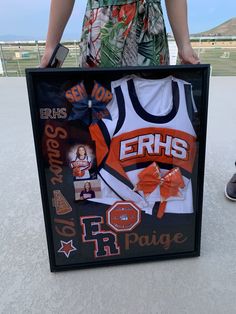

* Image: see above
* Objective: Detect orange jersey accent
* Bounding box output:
[89,123,109,166]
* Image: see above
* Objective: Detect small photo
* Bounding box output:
[74,179,102,201]
[68,143,97,181]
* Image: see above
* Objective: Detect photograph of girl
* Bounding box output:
[80,181,96,200]
[70,145,92,180]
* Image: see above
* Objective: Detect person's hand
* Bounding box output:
[178,44,200,64]
[39,46,55,68]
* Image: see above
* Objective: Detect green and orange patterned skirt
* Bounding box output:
[79,0,169,67]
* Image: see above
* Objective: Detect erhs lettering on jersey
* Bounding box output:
[120,132,189,161]
[113,127,196,173]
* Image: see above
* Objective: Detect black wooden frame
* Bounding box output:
[26,65,210,272]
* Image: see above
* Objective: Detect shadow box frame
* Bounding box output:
[26,65,210,272]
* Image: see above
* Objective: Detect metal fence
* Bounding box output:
[0,39,235,76]
[0,41,81,77]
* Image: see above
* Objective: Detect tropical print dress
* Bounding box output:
[80,0,170,67]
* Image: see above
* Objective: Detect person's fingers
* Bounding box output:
[39,55,50,68]
[189,55,200,64]
[178,46,201,65]
[192,51,200,64]
[192,55,200,64]
[38,59,47,68]
[38,61,47,68]
[38,47,55,68]
[180,54,200,65]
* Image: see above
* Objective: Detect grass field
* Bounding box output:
[0,42,236,76]
[194,47,236,76]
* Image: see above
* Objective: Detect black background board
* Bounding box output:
[26,65,210,271]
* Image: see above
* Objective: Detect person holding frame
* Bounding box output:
[40,0,200,68]
[29,0,212,271]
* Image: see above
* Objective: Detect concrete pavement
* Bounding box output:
[0,77,236,314]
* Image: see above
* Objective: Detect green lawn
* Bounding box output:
[195,47,236,75]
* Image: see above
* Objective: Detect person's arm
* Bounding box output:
[40,0,75,67]
[165,0,200,64]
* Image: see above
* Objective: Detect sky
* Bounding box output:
[0,0,235,40]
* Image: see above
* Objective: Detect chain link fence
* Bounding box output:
[0,38,235,76]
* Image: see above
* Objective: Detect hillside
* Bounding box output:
[193,17,236,36]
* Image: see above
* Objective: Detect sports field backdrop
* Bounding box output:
[0,37,235,76]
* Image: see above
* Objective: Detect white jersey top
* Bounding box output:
[70,156,91,180]
[90,75,197,215]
